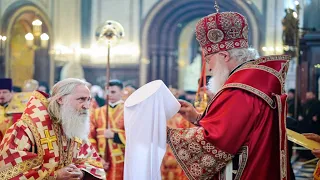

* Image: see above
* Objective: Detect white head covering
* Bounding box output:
[124,80,180,180]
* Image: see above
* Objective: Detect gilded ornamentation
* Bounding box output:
[227,27,241,39]
[87,158,103,168]
[196,12,249,56]
[32,91,49,106]
[40,129,57,151]
[0,156,42,179]
[207,29,224,43]
[242,26,249,40]
[22,115,44,159]
[167,127,233,180]
[275,94,288,180]
[223,83,275,108]
[0,116,45,179]
[234,146,248,180]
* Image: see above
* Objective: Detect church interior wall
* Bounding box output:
[0,0,313,90]
[0,0,54,86]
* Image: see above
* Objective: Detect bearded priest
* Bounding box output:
[0,78,105,180]
[167,6,291,180]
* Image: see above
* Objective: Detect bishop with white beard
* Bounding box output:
[0,78,105,180]
[167,10,291,180]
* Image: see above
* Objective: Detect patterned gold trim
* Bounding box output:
[222,83,275,109]
[284,100,288,169]
[276,95,283,180]
[53,123,66,169]
[21,115,44,159]
[66,140,75,166]
[89,138,97,144]
[203,56,290,115]
[235,65,282,83]
[275,94,288,180]
[32,91,49,107]
[234,146,248,180]
[108,139,124,164]
[0,115,45,179]
[87,158,103,168]
[238,64,284,92]
[74,158,88,165]
[168,127,234,180]
[251,55,291,65]
[204,90,225,115]
[0,154,42,179]
[250,56,290,94]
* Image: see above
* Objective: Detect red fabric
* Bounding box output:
[11,113,22,124]
[200,89,281,179]
[226,69,282,96]
[168,56,290,179]
[195,12,249,56]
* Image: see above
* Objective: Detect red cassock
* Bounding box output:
[167,55,290,180]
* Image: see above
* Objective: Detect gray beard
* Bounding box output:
[209,69,229,94]
[60,104,90,142]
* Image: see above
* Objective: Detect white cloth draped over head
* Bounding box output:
[124,80,181,180]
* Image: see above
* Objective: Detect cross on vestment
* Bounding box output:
[40,129,57,150]
[228,29,239,38]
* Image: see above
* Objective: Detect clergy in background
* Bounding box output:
[0,78,14,142]
[0,78,27,143]
[89,79,125,180]
[167,9,291,180]
[0,78,105,179]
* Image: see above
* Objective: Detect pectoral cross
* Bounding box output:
[40,129,57,150]
[74,137,83,150]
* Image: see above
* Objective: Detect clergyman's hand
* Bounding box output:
[178,100,200,123]
[56,164,83,180]
[304,133,320,143]
[104,129,115,139]
[101,158,110,171]
[304,133,320,158]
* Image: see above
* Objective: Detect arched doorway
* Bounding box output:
[1,2,53,88]
[140,0,262,88]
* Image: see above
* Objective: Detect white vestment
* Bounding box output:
[124,80,180,180]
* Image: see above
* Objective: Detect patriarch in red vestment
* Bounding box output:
[167,7,291,180]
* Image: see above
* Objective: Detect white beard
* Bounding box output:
[209,60,230,94]
[60,100,90,142]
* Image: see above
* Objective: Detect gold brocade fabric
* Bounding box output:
[6,92,32,114]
